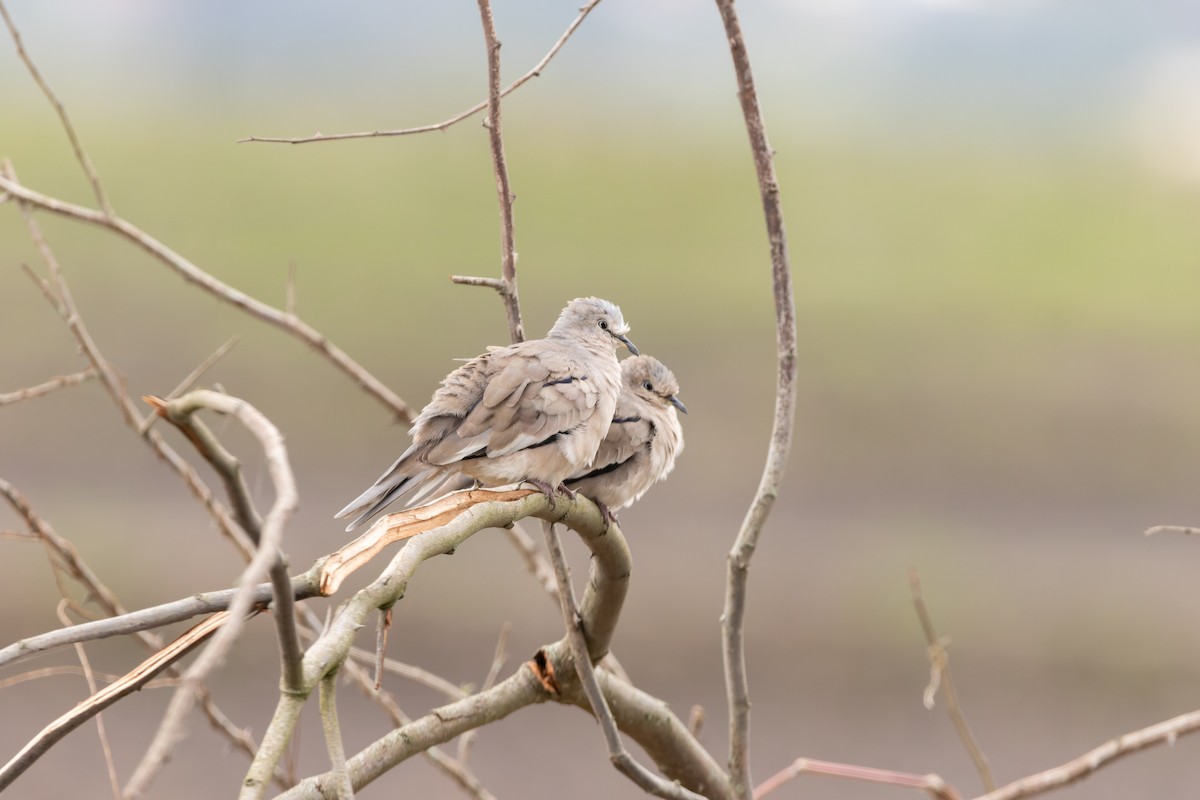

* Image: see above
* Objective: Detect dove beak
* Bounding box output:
[616,333,640,356]
[668,395,688,415]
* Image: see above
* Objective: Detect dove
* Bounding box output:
[336,297,638,531]
[563,354,686,525]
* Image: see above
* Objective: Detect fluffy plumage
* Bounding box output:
[564,354,685,522]
[336,297,637,531]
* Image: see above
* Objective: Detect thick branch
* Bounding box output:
[712,1,799,796]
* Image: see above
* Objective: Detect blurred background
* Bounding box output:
[3,0,1200,797]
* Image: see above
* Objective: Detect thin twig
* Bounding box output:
[450,275,505,291]
[476,0,524,343]
[55,602,122,800]
[457,621,511,765]
[974,709,1200,800]
[688,705,706,738]
[318,670,355,800]
[238,0,604,145]
[542,523,704,800]
[0,0,113,216]
[910,571,995,791]
[138,335,241,434]
[754,758,961,800]
[0,171,414,422]
[1144,524,1200,536]
[0,367,96,406]
[0,666,177,691]
[712,1,799,796]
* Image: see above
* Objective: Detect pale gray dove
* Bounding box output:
[563,354,686,524]
[336,297,638,531]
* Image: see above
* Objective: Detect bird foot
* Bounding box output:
[596,501,619,532]
[556,483,578,501]
[524,479,558,508]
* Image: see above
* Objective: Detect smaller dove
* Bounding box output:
[336,297,637,531]
[563,354,686,524]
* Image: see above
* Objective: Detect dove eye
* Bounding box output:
[643,381,653,391]
[598,319,609,331]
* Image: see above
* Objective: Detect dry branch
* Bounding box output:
[475,0,525,343]
[239,0,603,145]
[0,368,96,406]
[910,571,995,791]
[4,162,257,559]
[0,0,113,215]
[974,709,1200,800]
[0,612,229,792]
[543,523,705,800]
[754,758,961,800]
[712,1,799,797]
[125,390,299,798]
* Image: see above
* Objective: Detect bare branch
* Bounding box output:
[0,367,96,406]
[0,581,315,669]
[451,274,505,291]
[54,602,121,800]
[0,170,414,422]
[0,612,229,792]
[5,164,257,559]
[251,487,631,797]
[318,670,355,799]
[373,608,391,690]
[974,709,1200,800]
[543,522,705,800]
[712,1,799,796]
[1144,524,1200,536]
[910,571,995,791]
[754,758,961,800]
[125,390,299,799]
[0,665,176,691]
[0,480,292,789]
[238,0,603,145]
[292,603,495,800]
[138,335,240,434]
[475,0,525,343]
[343,642,467,702]
[145,391,304,686]
[0,0,114,216]
[689,705,706,738]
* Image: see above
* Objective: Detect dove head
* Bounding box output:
[623,355,687,415]
[549,297,639,355]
